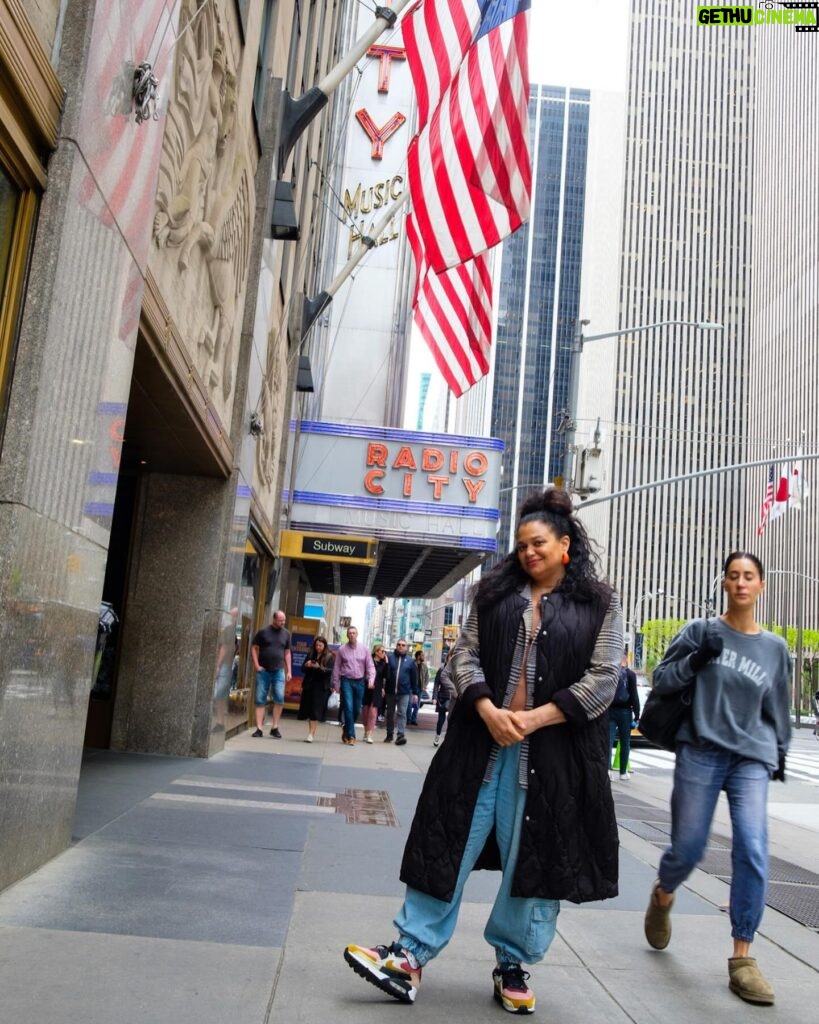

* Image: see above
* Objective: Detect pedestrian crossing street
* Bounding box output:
[628,741,819,787]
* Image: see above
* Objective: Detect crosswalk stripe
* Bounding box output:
[150,793,336,814]
[170,776,336,799]
[628,748,819,787]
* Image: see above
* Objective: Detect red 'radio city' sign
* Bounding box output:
[363,442,489,502]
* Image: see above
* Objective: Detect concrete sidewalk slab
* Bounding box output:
[277,890,814,1024]
[0,925,277,1024]
[0,834,296,946]
[0,727,816,1024]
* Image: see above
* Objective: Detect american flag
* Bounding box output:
[756,464,776,536]
[769,464,791,523]
[402,0,532,395]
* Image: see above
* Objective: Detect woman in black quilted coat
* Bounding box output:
[345,488,622,1014]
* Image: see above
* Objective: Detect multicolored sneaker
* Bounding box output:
[492,963,535,1014]
[344,942,421,1004]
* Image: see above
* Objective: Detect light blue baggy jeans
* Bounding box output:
[394,744,560,967]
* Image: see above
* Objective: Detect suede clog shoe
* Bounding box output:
[728,957,775,1005]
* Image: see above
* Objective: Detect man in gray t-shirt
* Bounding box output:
[251,610,292,738]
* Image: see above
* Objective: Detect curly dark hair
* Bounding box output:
[473,487,611,608]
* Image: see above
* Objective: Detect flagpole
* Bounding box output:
[780,443,794,712]
[766,447,776,632]
[299,191,410,340]
[276,0,413,175]
[795,431,807,727]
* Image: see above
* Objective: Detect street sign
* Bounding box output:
[634,632,644,669]
[279,530,377,565]
[424,629,432,637]
[340,616,351,628]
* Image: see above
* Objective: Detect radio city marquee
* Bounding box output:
[289,423,504,552]
[342,42,408,258]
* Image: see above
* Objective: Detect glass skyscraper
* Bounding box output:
[602,0,754,628]
[491,84,591,554]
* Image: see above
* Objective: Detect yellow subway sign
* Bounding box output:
[279,530,378,565]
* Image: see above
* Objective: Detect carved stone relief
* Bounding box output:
[255,331,286,495]
[152,0,253,413]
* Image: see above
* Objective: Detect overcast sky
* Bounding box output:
[402,2,631,426]
[529,0,629,93]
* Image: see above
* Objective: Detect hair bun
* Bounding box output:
[518,487,573,520]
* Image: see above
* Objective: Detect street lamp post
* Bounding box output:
[703,572,723,618]
[628,589,664,669]
[561,319,724,493]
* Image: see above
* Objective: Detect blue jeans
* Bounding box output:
[395,693,410,736]
[394,744,559,966]
[340,678,365,739]
[608,708,633,773]
[407,698,419,724]
[659,743,770,942]
[255,667,285,706]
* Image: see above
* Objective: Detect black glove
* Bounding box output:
[689,626,723,672]
[772,751,786,783]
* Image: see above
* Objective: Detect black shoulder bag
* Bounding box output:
[638,684,694,752]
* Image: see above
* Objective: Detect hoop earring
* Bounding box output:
[561,552,570,565]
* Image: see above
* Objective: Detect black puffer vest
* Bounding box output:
[400,588,619,904]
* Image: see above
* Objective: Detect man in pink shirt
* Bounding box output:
[331,626,376,745]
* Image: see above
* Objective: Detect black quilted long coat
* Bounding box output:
[400,587,620,904]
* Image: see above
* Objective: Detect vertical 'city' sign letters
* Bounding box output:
[366,45,407,93]
[355,109,407,160]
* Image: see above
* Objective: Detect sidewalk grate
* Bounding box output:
[619,819,672,844]
[614,791,819,931]
[321,788,399,826]
[766,882,819,929]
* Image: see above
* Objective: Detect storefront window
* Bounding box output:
[213,533,275,735]
[0,165,19,281]
[0,163,22,431]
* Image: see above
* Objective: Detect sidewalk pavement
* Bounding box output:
[0,713,817,1024]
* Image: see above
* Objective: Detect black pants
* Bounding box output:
[608,707,633,773]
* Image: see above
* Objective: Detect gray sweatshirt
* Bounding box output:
[652,617,791,772]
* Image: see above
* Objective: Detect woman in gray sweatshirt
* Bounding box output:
[642,552,791,1007]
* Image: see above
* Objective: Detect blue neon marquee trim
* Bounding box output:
[289,419,504,451]
[292,490,499,520]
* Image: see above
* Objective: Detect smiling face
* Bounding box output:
[515,519,570,587]
[722,556,765,612]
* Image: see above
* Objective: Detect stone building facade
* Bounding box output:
[0,0,351,891]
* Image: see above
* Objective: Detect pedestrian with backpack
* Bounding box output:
[608,654,640,780]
